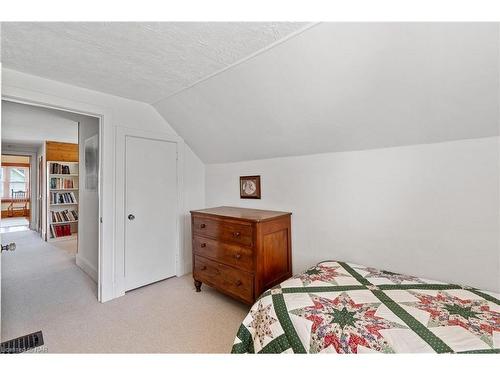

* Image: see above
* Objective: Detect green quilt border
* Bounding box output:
[258,334,292,354]
[281,285,367,294]
[231,324,255,354]
[465,288,500,305]
[271,293,307,353]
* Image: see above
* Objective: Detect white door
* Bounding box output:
[124,136,178,291]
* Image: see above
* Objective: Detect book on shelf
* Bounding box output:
[51,209,78,223]
[52,224,72,238]
[50,163,73,175]
[50,192,77,204]
[50,177,74,189]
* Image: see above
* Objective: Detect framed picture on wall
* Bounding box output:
[84,134,99,191]
[240,175,261,199]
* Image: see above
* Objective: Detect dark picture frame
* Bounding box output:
[240,175,261,199]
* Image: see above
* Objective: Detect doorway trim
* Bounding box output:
[1,86,110,302]
[115,127,184,296]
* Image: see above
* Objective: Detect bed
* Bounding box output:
[231,260,500,354]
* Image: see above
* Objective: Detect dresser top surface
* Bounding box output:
[190,206,291,222]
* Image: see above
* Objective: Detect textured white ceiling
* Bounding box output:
[154,23,499,163]
[2,23,498,164]
[1,22,307,103]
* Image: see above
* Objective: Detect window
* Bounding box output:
[1,166,30,199]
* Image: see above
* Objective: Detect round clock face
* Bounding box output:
[243,180,257,195]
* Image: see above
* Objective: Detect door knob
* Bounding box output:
[128,214,135,221]
[1,242,16,253]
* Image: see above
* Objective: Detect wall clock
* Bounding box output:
[240,175,261,199]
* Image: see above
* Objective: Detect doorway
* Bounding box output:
[0,99,101,345]
[0,154,32,233]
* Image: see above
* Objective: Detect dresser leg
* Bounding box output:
[194,280,202,292]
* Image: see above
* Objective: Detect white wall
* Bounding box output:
[182,145,205,271]
[206,137,500,292]
[2,68,205,301]
[77,114,100,282]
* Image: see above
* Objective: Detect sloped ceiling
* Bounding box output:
[2,23,499,164]
[154,23,499,163]
[1,22,307,103]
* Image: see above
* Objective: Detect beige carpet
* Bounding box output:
[1,230,248,353]
[52,238,78,256]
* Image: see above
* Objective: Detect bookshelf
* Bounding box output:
[47,161,79,242]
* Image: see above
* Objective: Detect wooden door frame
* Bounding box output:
[0,92,107,302]
[115,127,184,297]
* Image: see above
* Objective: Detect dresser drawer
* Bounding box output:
[192,216,254,247]
[193,236,254,272]
[193,255,253,303]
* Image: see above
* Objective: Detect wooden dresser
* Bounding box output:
[191,206,292,304]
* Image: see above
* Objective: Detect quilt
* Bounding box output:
[231,261,500,354]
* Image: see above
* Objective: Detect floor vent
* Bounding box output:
[1,331,44,354]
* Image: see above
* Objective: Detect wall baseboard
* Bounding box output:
[76,254,98,283]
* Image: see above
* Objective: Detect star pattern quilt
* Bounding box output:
[231,261,500,354]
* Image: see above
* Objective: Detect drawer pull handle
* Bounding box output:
[234,253,241,259]
[200,223,206,229]
[235,280,242,286]
[201,265,207,270]
[200,243,207,248]
[233,232,241,237]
